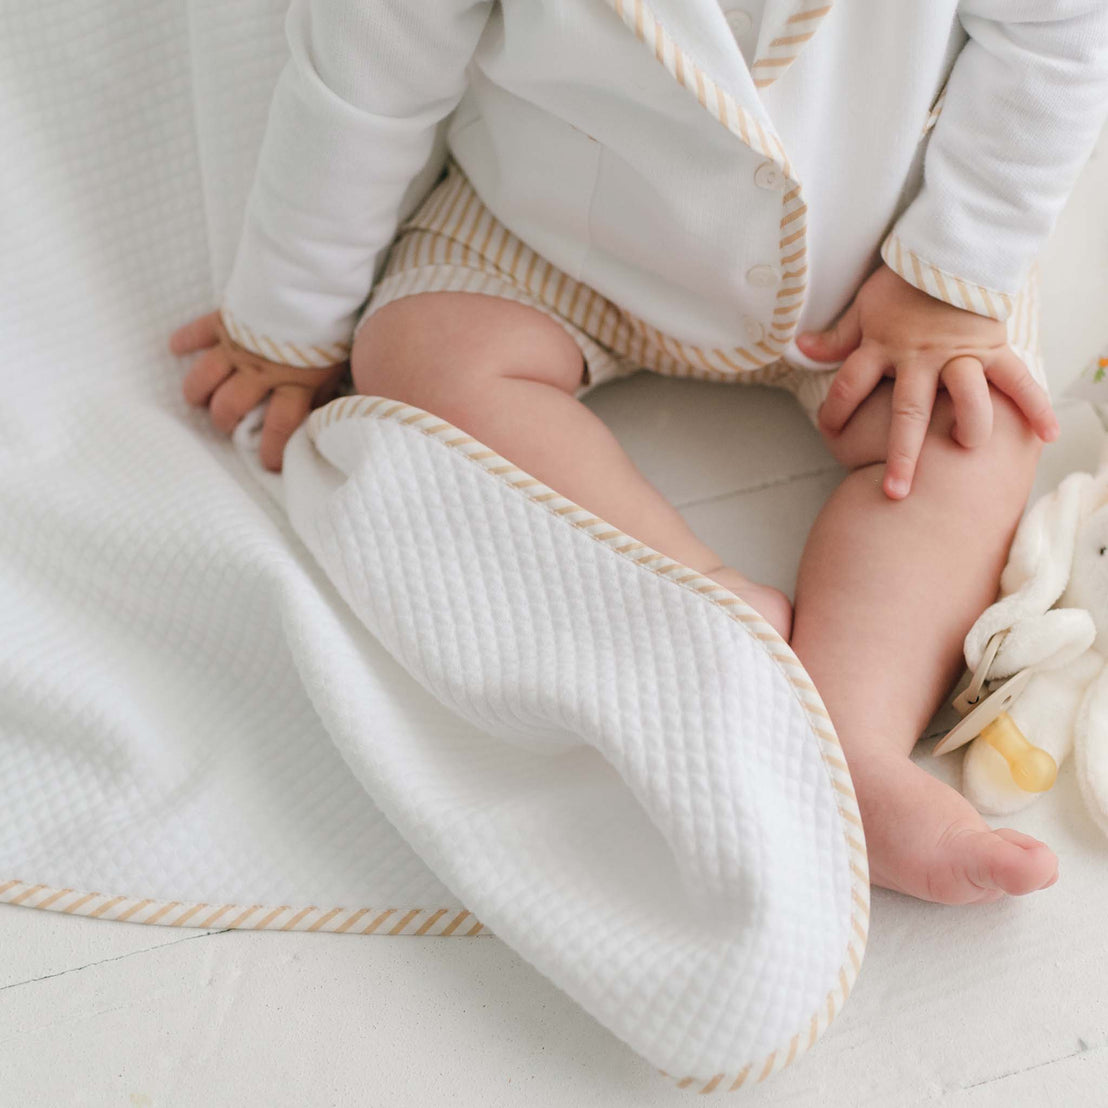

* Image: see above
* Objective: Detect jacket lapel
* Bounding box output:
[749,2,835,89]
[599,0,817,367]
[604,0,790,173]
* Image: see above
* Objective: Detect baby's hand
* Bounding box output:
[170,310,347,472]
[795,264,1059,500]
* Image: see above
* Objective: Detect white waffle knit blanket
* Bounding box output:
[232,393,870,1085]
[0,0,871,1089]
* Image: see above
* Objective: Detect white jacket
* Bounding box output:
[219,0,1108,373]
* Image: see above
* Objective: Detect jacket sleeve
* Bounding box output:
[219,0,494,367]
[880,0,1108,322]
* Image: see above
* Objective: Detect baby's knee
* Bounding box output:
[928,384,1043,488]
[907,385,1041,520]
[825,379,1043,494]
[350,292,586,409]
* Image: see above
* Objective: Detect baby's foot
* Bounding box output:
[705,566,793,641]
[847,750,1058,904]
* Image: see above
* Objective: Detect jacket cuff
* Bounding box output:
[879,230,1015,323]
[218,306,353,370]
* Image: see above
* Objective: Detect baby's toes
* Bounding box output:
[992,828,1059,890]
[956,827,1058,898]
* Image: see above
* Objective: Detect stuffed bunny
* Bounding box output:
[956,438,1108,832]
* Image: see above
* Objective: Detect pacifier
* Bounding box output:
[933,630,1057,793]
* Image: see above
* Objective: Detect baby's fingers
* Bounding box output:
[209,371,269,435]
[182,346,233,407]
[986,348,1060,443]
[169,309,221,356]
[941,356,992,449]
[884,363,937,500]
[817,343,888,437]
[259,385,313,472]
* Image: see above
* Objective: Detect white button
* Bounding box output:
[725,9,753,37]
[742,318,765,344]
[746,265,781,289]
[754,161,784,190]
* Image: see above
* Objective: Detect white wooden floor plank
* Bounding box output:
[585,373,835,509]
[0,898,224,991]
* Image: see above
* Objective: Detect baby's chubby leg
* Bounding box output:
[791,379,1059,904]
[351,291,793,638]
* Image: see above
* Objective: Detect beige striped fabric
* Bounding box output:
[355,156,840,427]
[922,80,949,136]
[749,3,835,90]
[221,306,352,370]
[882,230,1021,326]
[879,232,1046,387]
[0,879,487,936]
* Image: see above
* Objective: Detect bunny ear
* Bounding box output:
[965,470,1093,673]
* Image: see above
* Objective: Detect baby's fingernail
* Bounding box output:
[887,477,909,498]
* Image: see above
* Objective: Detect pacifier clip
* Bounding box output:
[933,630,1057,793]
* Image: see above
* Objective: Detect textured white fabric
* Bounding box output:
[958,442,1108,828]
[1,0,1106,1092]
[220,0,1108,358]
[230,394,863,1078]
[0,1,867,1083]
[0,0,469,918]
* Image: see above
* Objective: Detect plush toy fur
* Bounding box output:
[959,439,1108,831]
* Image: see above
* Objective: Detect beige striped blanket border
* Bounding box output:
[1,388,873,1096]
[306,393,872,1094]
[0,880,485,936]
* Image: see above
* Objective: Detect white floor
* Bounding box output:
[3,133,1107,1108]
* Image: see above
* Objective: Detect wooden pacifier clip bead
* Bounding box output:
[215,313,349,389]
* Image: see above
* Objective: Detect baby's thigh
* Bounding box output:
[351,292,585,407]
[821,378,1042,489]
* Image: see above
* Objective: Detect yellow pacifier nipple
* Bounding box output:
[979,713,1057,792]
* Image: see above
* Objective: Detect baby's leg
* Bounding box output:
[791,379,1059,904]
[351,291,792,637]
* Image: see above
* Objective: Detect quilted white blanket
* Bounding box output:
[242,394,867,1082]
[4,0,1108,1096]
[0,0,870,1089]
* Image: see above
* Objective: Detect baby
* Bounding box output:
[170,0,1108,905]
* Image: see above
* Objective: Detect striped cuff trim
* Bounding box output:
[219,305,352,369]
[880,232,1015,322]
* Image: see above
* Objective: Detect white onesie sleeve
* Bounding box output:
[219,0,493,366]
[880,0,1108,322]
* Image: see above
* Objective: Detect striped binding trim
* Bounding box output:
[880,231,1016,323]
[219,305,352,369]
[749,3,835,90]
[922,81,948,137]
[1007,261,1043,373]
[309,394,871,1095]
[0,879,486,935]
[604,0,811,366]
